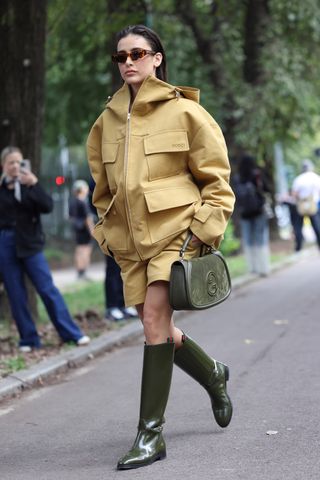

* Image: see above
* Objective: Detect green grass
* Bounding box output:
[0,356,26,376]
[44,247,65,262]
[37,280,105,323]
[226,250,290,279]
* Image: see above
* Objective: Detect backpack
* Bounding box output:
[235,180,265,215]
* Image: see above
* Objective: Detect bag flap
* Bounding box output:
[185,252,231,309]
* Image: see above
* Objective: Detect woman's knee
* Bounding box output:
[142,304,171,342]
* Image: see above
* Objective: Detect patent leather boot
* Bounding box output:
[117,340,175,470]
[174,335,232,428]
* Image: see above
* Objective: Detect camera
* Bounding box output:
[20,159,31,172]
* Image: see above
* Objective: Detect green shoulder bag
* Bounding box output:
[169,233,231,311]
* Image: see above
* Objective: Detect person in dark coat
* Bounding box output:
[0,146,90,352]
[69,179,94,280]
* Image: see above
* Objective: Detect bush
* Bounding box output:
[219,221,241,256]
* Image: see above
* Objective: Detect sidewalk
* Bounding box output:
[51,262,105,288]
[0,249,312,403]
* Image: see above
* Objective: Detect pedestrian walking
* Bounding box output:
[69,179,95,280]
[291,159,320,251]
[0,146,90,352]
[279,189,303,251]
[87,24,235,470]
[234,154,271,276]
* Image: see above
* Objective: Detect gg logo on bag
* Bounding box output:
[206,271,217,296]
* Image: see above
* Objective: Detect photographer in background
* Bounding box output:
[0,146,90,352]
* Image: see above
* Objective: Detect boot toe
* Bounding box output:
[117,449,166,470]
[213,402,233,428]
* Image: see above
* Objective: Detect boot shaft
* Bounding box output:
[174,335,215,387]
[139,341,175,427]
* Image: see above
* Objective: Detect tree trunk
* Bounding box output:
[0,0,47,174]
[0,0,47,324]
[243,0,270,85]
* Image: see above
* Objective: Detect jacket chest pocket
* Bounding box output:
[144,130,189,181]
[102,142,121,191]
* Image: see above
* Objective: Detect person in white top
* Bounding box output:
[291,159,320,251]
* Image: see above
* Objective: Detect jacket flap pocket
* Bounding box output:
[144,187,200,213]
[144,131,189,155]
[102,142,119,164]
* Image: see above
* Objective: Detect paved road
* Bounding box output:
[0,253,319,480]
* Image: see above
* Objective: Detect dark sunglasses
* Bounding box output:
[111,48,155,64]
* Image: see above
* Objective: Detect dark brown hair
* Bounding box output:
[115,25,167,82]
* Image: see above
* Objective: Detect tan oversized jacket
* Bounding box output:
[87,75,235,261]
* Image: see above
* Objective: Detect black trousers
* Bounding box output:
[294,213,320,251]
[105,255,125,309]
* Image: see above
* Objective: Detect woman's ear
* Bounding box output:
[154,52,163,67]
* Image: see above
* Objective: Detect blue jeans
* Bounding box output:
[0,229,83,347]
[240,213,270,275]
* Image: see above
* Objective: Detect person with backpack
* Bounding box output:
[234,154,270,276]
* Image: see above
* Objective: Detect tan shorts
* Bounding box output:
[115,231,200,306]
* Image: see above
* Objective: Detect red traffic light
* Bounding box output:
[55,176,65,186]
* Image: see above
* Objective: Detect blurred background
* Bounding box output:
[1,0,320,242]
[1,0,320,375]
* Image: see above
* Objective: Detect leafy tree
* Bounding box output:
[45,0,147,146]
[44,0,320,177]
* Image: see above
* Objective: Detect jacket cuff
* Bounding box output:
[190,204,224,249]
[92,220,112,257]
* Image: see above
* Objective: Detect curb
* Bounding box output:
[0,248,314,403]
[0,322,144,402]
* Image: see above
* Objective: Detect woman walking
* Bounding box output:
[87,24,235,470]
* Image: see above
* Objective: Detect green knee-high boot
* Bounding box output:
[174,335,232,428]
[117,341,175,470]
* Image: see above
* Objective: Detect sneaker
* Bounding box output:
[106,307,125,322]
[19,345,32,353]
[77,335,90,346]
[122,306,138,318]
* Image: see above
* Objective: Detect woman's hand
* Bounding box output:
[19,170,38,187]
[190,234,203,247]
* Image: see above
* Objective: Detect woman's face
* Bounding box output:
[117,34,162,95]
[2,151,23,178]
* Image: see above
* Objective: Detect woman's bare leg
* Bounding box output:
[136,280,183,347]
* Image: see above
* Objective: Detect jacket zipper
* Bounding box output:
[124,111,142,258]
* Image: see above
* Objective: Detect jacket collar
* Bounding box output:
[106,75,200,118]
